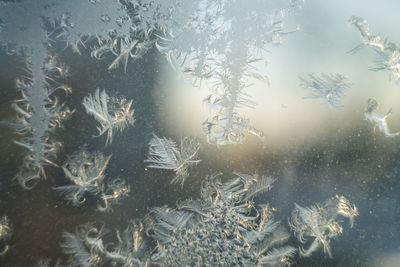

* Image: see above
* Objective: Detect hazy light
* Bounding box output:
[156,0,400,152]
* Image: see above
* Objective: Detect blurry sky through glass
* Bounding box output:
[161,0,400,151]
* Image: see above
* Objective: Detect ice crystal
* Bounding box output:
[0,216,12,257]
[348,16,386,53]
[0,0,136,72]
[98,178,130,212]
[91,28,156,73]
[54,148,129,211]
[349,15,400,83]
[232,171,276,200]
[61,222,149,267]
[7,52,73,189]
[371,49,400,82]
[148,172,296,266]
[83,89,134,146]
[364,98,400,138]
[144,133,201,186]
[300,73,351,109]
[0,0,75,188]
[289,195,358,258]
[54,149,111,206]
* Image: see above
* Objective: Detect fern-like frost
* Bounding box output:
[300,73,351,109]
[145,133,201,186]
[83,88,134,146]
[289,195,358,258]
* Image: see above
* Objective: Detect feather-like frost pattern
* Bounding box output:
[83,89,134,146]
[61,222,149,266]
[53,148,129,211]
[53,149,111,206]
[258,246,297,265]
[290,196,358,258]
[246,176,276,200]
[300,73,351,109]
[61,232,92,266]
[145,134,179,170]
[231,171,276,199]
[145,133,201,186]
[246,220,280,245]
[349,15,400,82]
[8,49,73,189]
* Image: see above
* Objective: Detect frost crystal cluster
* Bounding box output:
[300,73,351,109]
[83,89,135,146]
[54,149,129,211]
[145,133,201,186]
[61,221,149,266]
[0,2,75,188]
[0,0,131,189]
[289,195,358,258]
[148,172,296,266]
[349,15,400,83]
[9,53,73,189]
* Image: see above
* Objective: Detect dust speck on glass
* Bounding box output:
[0,0,399,266]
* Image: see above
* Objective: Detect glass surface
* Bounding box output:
[0,0,399,266]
